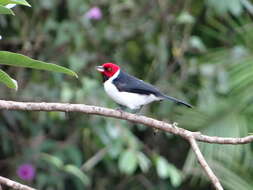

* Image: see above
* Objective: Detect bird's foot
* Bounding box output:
[131,109,141,114]
[116,108,125,117]
[116,104,127,112]
[115,105,143,115]
[130,106,143,114]
[116,107,123,111]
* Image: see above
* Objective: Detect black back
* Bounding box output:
[112,71,163,97]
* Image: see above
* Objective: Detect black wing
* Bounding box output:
[113,71,163,97]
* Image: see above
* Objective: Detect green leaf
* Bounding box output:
[156,156,182,187]
[0,69,18,90]
[166,163,182,187]
[0,51,78,78]
[9,0,30,7]
[0,5,14,14]
[156,156,170,179]
[0,0,31,7]
[64,165,90,186]
[189,36,207,52]
[40,153,64,169]
[177,11,195,24]
[118,150,138,175]
[137,152,151,173]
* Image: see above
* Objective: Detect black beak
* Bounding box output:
[96,66,104,72]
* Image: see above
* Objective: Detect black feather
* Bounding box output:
[112,71,163,96]
[113,71,192,108]
[161,95,193,108]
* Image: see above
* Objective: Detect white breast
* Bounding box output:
[104,70,161,110]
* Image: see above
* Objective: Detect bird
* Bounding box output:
[96,63,192,112]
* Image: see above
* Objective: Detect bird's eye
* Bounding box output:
[107,67,112,71]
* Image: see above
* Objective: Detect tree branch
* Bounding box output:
[0,176,35,190]
[0,99,253,190]
[188,137,223,190]
[0,100,252,144]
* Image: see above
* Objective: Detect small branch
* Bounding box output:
[81,148,107,171]
[192,133,253,144]
[1,100,253,190]
[188,137,223,190]
[0,176,36,190]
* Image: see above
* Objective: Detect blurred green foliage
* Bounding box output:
[1,0,253,189]
[0,1,77,90]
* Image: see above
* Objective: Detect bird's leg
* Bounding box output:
[131,106,143,114]
[116,105,143,114]
[116,104,127,112]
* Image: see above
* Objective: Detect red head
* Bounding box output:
[96,63,120,78]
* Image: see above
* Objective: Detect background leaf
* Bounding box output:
[137,152,151,173]
[0,0,31,6]
[118,150,138,175]
[0,5,14,14]
[156,156,171,179]
[156,156,182,187]
[0,69,17,89]
[63,165,90,186]
[40,153,64,169]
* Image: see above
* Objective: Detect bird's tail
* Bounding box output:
[162,95,192,108]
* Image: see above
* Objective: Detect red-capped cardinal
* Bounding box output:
[96,63,192,111]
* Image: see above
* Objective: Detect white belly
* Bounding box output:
[104,79,160,110]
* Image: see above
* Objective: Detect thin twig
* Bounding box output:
[0,176,35,190]
[81,148,107,171]
[188,137,223,190]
